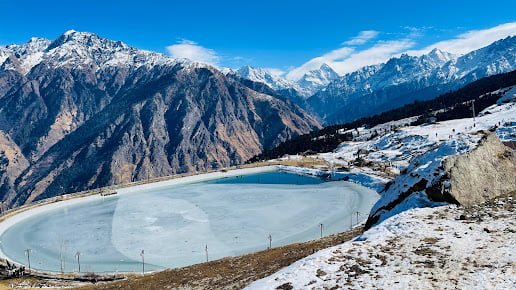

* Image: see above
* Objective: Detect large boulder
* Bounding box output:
[364,132,515,230]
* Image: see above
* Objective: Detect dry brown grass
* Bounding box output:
[0,277,73,289]
[272,157,327,168]
[77,227,363,290]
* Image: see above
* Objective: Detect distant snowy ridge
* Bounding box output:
[234,63,340,99]
[309,36,516,123]
[235,66,306,95]
[234,37,515,123]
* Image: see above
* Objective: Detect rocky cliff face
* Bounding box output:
[0,31,320,207]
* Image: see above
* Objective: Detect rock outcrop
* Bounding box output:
[365,132,516,230]
[444,133,516,206]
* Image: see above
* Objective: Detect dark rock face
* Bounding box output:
[0,31,320,207]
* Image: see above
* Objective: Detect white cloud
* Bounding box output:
[343,30,379,46]
[331,39,415,75]
[286,22,516,80]
[287,47,354,80]
[166,39,220,65]
[406,22,516,55]
[286,40,413,80]
[263,68,285,77]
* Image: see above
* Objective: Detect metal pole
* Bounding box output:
[472,100,476,126]
[320,223,324,238]
[140,250,145,275]
[60,243,64,274]
[356,211,360,225]
[268,234,272,249]
[205,245,209,262]
[76,251,81,273]
[24,249,31,272]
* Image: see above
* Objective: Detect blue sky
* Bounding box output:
[1,0,515,79]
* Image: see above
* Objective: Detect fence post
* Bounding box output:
[140,250,145,275]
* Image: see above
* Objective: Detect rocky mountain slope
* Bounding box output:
[309,37,515,124]
[0,31,320,207]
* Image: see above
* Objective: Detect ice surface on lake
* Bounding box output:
[0,171,379,273]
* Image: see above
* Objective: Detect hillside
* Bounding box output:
[247,195,515,289]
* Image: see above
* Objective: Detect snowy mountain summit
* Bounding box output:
[236,66,303,93]
[0,30,179,75]
[297,63,339,95]
[235,63,340,98]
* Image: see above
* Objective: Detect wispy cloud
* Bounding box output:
[406,22,516,55]
[331,39,415,75]
[286,22,516,80]
[286,39,414,80]
[166,39,220,65]
[287,47,355,80]
[343,30,379,46]
[263,68,285,77]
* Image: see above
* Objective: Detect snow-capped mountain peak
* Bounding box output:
[297,63,340,94]
[428,48,454,62]
[0,30,177,75]
[235,63,340,99]
[236,65,302,93]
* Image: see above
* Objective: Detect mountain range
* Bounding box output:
[0,30,320,207]
[234,36,515,124]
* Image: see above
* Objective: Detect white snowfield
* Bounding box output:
[248,99,516,289]
[246,202,515,290]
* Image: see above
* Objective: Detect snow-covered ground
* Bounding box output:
[318,101,516,176]
[246,197,515,290]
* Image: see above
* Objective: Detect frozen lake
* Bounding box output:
[0,170,379,273]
